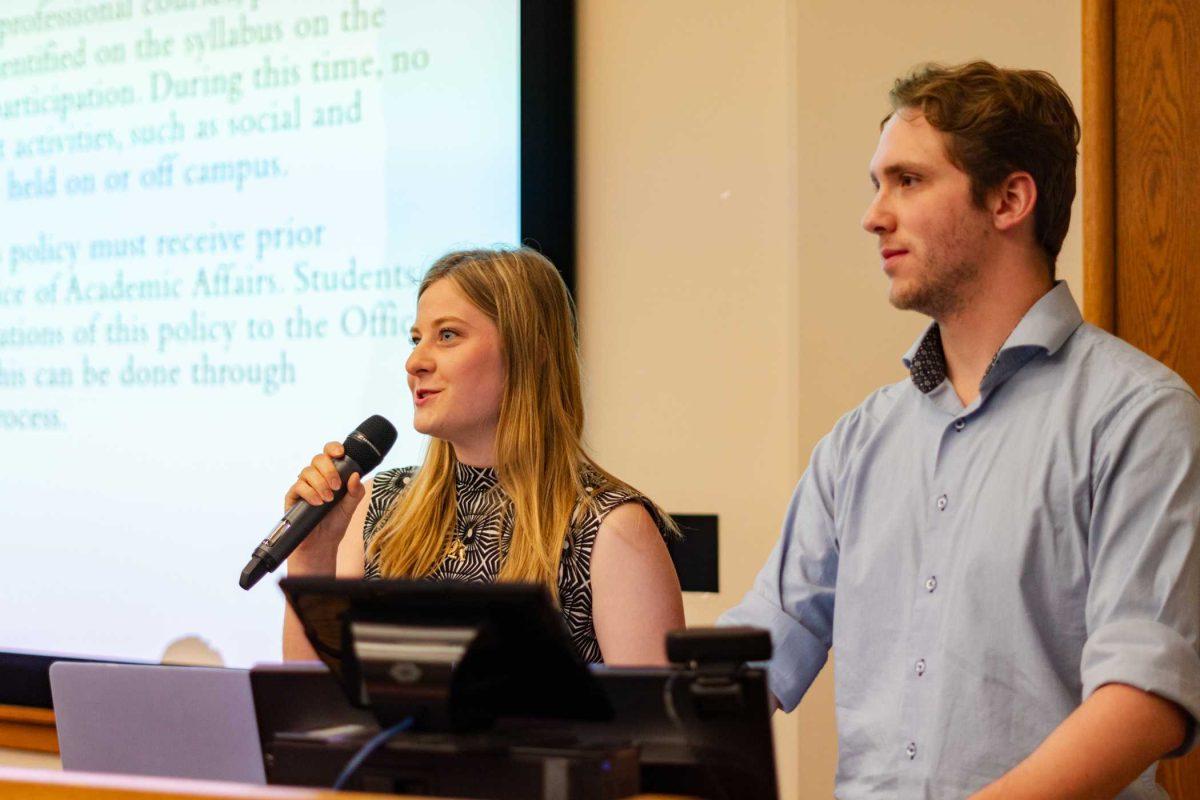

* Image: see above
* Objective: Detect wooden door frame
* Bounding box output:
[1085,1,1197,795]
[1083,0,1115,332]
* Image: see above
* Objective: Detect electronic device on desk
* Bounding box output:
[269,578,777,800]
[591,626,778,799]
[273,577,635,799]
[51,662,267,785]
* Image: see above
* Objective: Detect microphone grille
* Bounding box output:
[343,415,398,473]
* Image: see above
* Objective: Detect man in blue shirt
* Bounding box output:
[720,61,1200,798]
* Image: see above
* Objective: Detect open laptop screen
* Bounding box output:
[49,661,266,785]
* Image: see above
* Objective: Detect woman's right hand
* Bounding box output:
[283,441,368,564]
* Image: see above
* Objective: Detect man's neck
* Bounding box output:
[936,266,1053,407]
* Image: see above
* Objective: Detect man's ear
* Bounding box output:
[989,171,1038,233]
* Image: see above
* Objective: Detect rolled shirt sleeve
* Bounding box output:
[1082,385,1200,754]
[718,415,848,710]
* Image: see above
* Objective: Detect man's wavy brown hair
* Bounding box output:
[886,61,1080,276]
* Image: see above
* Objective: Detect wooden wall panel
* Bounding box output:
[0,707,56,755]
[1114,0,1200,390]
[1089,0,1200,795]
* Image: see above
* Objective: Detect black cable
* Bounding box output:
[331,716,415,791]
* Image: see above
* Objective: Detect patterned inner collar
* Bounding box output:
[909,324,949,393]
[908,324,1002,395]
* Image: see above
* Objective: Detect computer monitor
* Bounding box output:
[280,577,612,731]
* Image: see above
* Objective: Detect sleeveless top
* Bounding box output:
[361,463,668,664]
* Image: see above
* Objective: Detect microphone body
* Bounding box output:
[240,416,396,590]
[240,454,362,590]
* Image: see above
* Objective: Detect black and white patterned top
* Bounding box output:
[362,463,668,664]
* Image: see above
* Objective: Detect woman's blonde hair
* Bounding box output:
[367,247,674,597]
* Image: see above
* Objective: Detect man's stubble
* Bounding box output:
[888,208,992,320]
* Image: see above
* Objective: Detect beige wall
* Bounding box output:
[577,2,1082,798]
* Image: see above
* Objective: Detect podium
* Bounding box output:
[258,581,779,799]
[0,767,694,800]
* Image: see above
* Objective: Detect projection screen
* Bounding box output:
[0,0,573,678]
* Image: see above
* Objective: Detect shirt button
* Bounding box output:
[915,659,926,676]
[906,742,917,760]
[925,576,937,592]
[954,419,966,432]
[936,494,948,511]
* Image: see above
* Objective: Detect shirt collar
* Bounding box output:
[901,281,1084,394]
[454,461,499,492]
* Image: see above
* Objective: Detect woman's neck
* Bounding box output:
[450,438,496,468]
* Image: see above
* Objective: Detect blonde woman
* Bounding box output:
[282,248,684,665]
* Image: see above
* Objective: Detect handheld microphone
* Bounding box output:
[239,415,398,590]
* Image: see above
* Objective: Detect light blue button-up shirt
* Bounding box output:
[720,283,1200,798]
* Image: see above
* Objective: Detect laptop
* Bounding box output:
[49,661,266,784]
